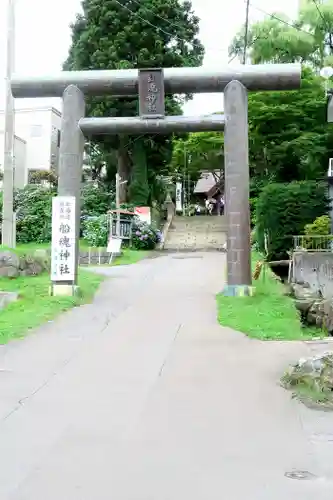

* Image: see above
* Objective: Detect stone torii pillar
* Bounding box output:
[52,85,85,296]
[222,80,252,296]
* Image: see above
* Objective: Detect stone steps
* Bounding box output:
[164,215,227,251]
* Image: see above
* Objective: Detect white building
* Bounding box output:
[0,106,61,188]
[0,132,27,188]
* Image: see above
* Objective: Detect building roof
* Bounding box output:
[0,106,61,117]
[194,171,221,195]
[0,130,26,143]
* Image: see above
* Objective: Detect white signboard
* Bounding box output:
[51,196,76,282]
[134,207,151,225]
[175,182,182,212]
[107,237,122,254]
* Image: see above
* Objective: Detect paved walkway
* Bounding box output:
[0,253,333,499]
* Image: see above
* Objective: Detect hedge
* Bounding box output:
[256,181,329,261]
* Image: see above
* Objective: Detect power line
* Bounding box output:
[113,0,315,66]
[248,1,314,38]
[312,0,327,25]
[113,0,206,52]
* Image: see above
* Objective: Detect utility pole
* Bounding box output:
[115,173,128,237]
[115,173,121,237]
[183,146,186,215]
[243,0,250,64]
[2,0,16,247]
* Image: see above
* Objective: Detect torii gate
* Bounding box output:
[11,63,301,295]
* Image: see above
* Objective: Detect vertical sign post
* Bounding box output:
[175,182,182,212]
[328,160,333,243]
[138,69,165,118]
[51,196,77,295]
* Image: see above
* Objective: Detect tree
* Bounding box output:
[247,68,333,192]
[65,0,204,204]
[171,131,224,183]
[228,0,333,68]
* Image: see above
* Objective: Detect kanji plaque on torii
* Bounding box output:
[138,68,165,118]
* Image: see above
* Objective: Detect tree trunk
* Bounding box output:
[117,136,130,203]
[128,139,149,206]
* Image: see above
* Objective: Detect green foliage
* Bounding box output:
[15,186,55,243]
[65,0,204,202]
[81,214,108,247]
[28,169,58,188]
[227,2,333,209]
[171,131,224,181]
[248,69,333,187]
[304,215,331,236]
[132,219,159,250]
[303,214,331,250]
[256,181,329,261]
[128,140,150,206]
[0,185,114,245]
[81,183,114,217]
[228,0,333,68]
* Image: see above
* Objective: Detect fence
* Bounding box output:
[79,248,116,265]
[293,235,333,252]
[107,212,134,241]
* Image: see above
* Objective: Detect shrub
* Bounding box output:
[132,219,160,250]
[81,184,114,218]
[256,181,328,261]
[81,214,108,247]
[304,215,330,236]
[28,169,58,187]
[303,215,331,250]
[15,186,55,243]
[0,185,115,245]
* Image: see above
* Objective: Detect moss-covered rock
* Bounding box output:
[282,352,333,410]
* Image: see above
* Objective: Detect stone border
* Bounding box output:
[79,249,121,266]
[0,291,19,310]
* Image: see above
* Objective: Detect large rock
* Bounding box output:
[307,298,333,334]
[282,352,333,409]
[0,250,20,267]
[0,250,48,278]
[0,251,20,277]
[291,282,319,300]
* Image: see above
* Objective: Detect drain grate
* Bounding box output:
[285,470,317,481]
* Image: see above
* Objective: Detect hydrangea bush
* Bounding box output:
[81,214,108,247]
[132,218,160,250]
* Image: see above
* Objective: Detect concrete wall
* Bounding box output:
[0,106,61,176]
[292,251,333,298]
[0,132,27,189]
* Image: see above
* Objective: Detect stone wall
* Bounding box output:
[292,251,333,299]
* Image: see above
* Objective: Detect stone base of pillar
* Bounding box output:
[49,284,81,297]
[220,284,255,297]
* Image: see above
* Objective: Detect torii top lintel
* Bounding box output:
[11,63,301,99]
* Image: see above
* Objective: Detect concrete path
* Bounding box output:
[0,253,333,499]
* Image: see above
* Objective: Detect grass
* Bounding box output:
[112,248,150,266]
[0,269,105,344]
[216,254,324,341]
[0,242,150,343]
[0,242,150,266]
[0,239,90,256]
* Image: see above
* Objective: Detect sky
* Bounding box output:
[0,0,300,117]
